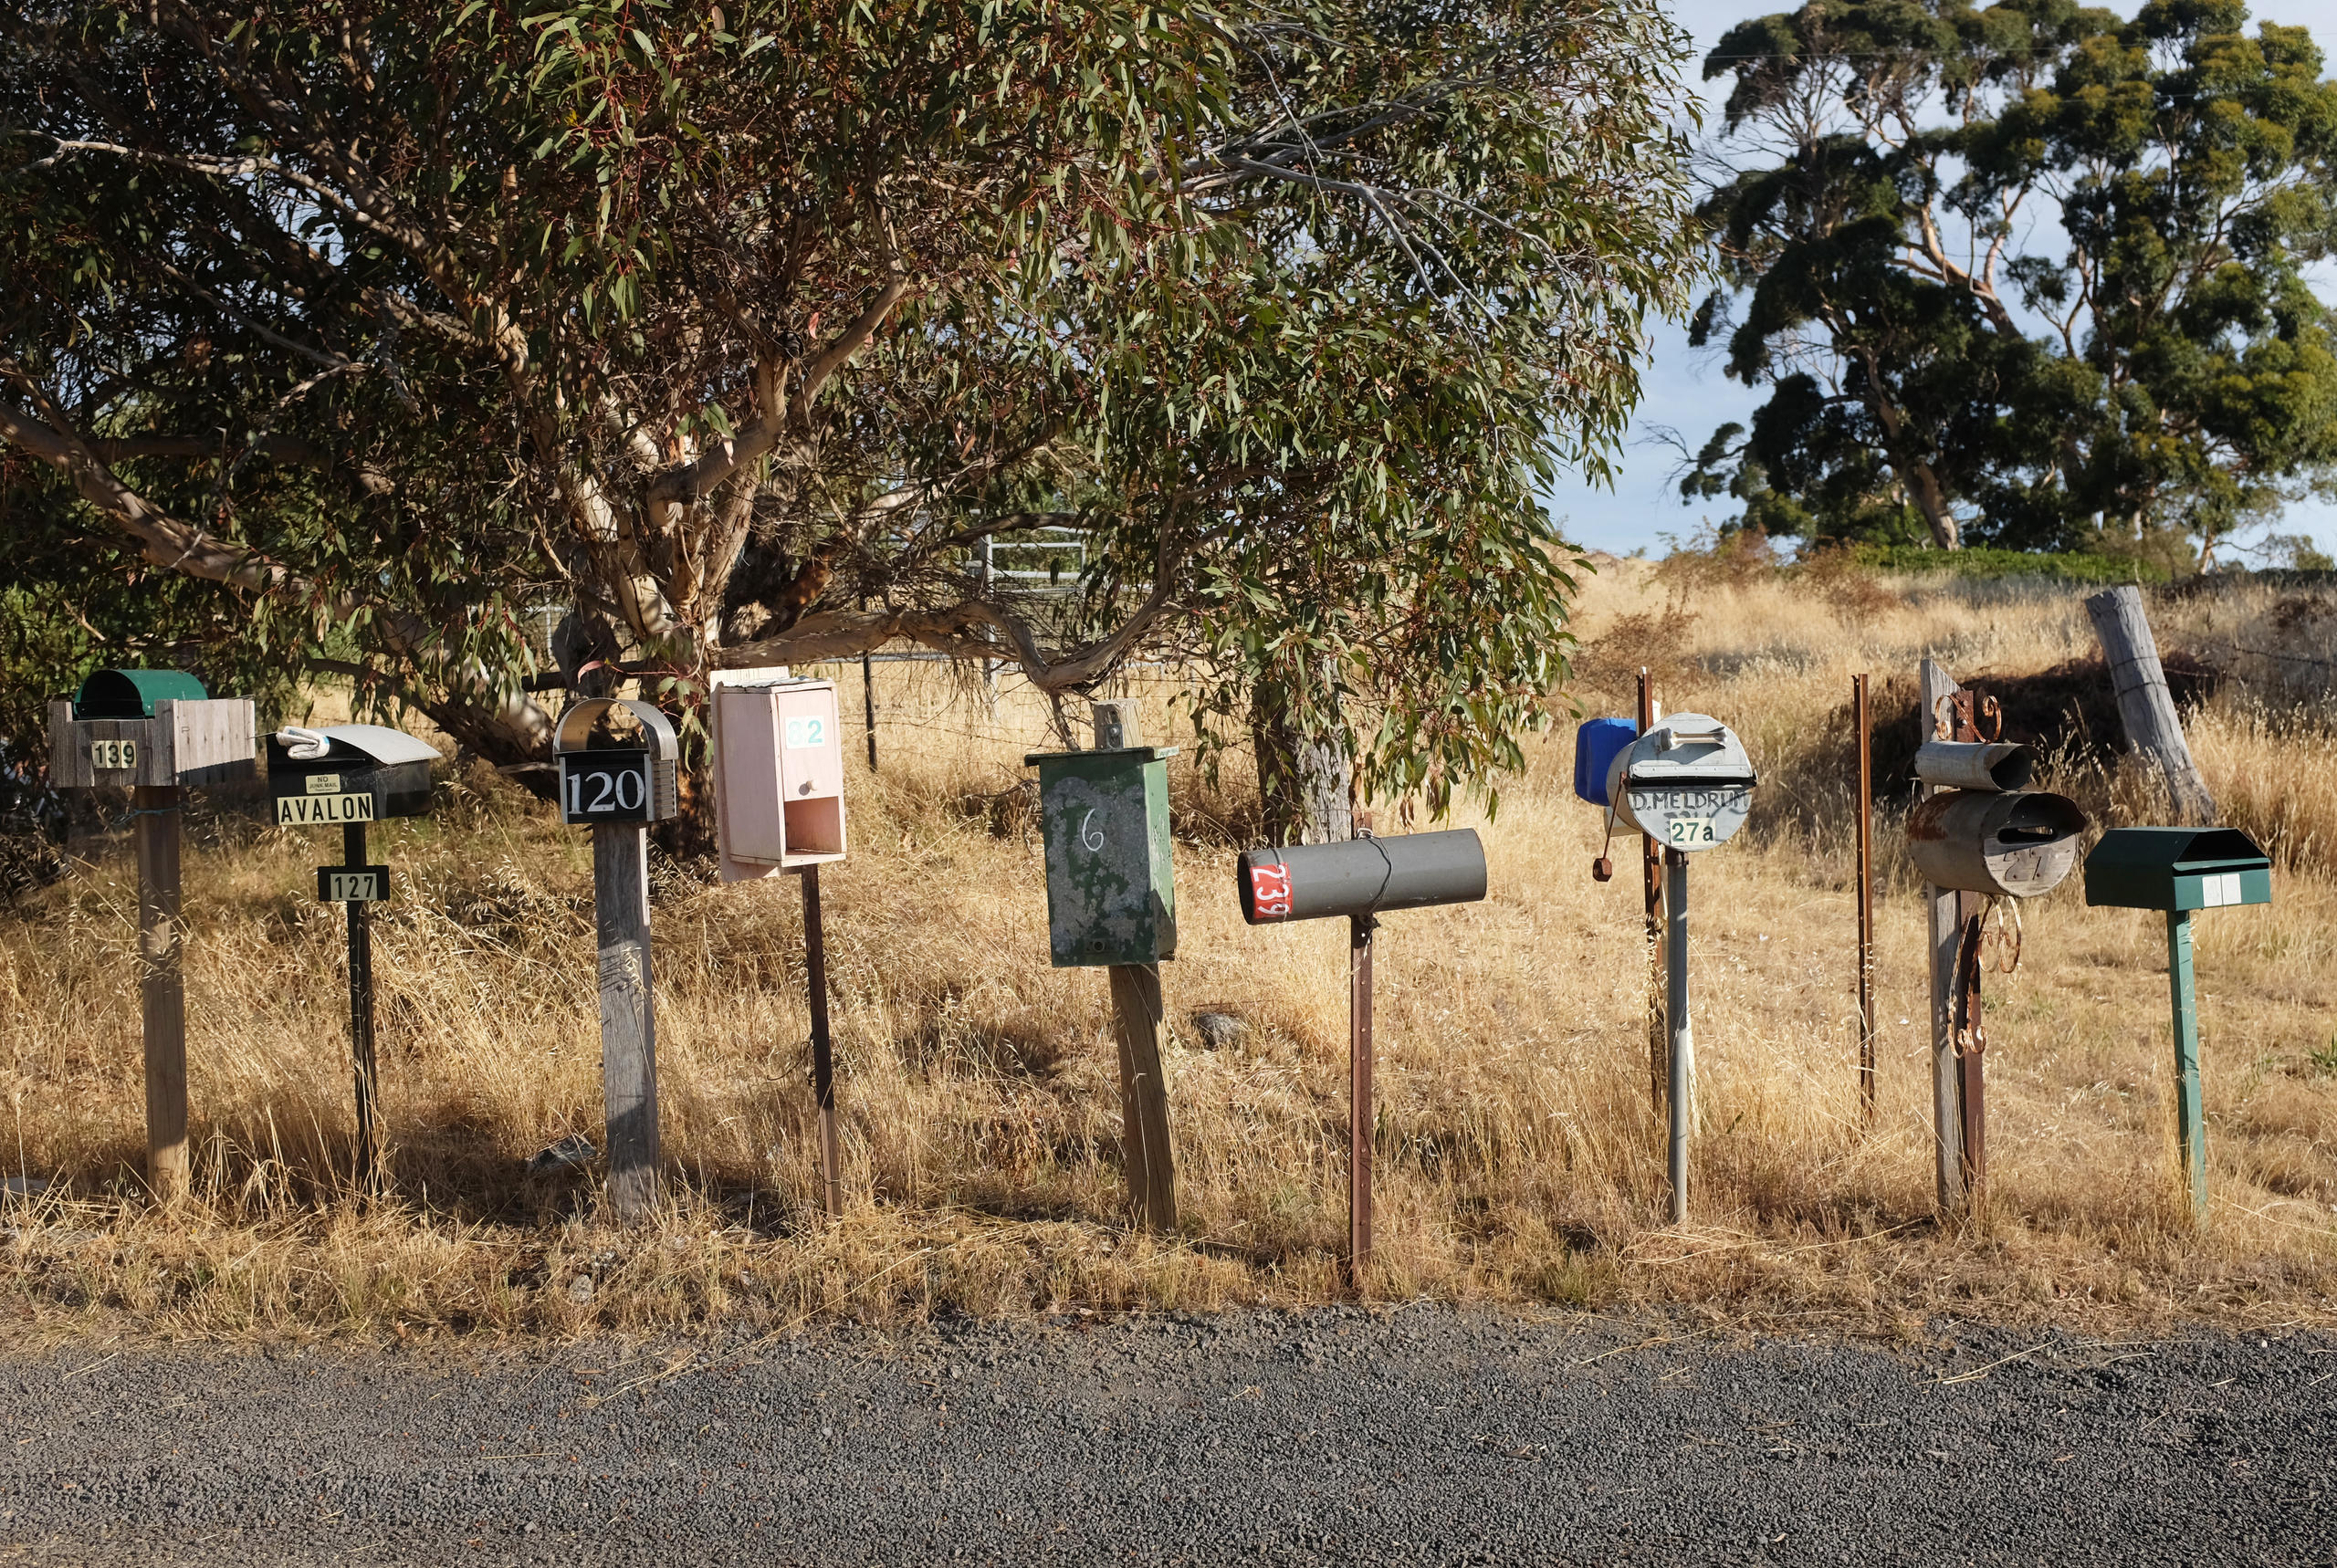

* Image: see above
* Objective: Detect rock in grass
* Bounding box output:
[1189,1011,1247,1050]
[566,1274,596,1305]
[527,1134,597,1176]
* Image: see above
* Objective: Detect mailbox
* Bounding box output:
[1905,789,2089,898]
[1913,740,2034,793]
[1602,713,1757,852]
[47,668,255,789]
[1238,831,1486,923]
[1024,741,1177,967]
[266,725,441,826]
[554,698,680,825]
[712,676,846,879]
[2083,827,2271,913]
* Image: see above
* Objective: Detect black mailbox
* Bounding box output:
[267,725,441,826]
[1238,830,1487,924]
[554,698,680,825]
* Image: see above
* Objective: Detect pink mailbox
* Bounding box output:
[713,676,848,881]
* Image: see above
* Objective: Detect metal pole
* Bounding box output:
[1348,913,1376,1293]
[861,649,878,772]
[131,784,190,1204]
[2168,908,2207,1217]
[1639,669,1664,1112]
[1954,893,1986,1198]
[342,819,379,1192]
[1664,847,1692,1225]
[802,864,844,1219]
[1854,674,1876,1124]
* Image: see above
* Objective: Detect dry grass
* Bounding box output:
[3,562,2334,1341]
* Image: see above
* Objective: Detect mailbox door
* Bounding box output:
[715,686,787,863]
[1034,752,1175,967]
[558,749,656,825]
[2173,865,2272,911]
[772,682,845,864]
[49,705,167,789]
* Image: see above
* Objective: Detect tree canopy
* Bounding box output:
[1682,0,2337,564]
[0,0,1698,819]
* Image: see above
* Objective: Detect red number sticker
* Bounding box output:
[1248,862,1294,921]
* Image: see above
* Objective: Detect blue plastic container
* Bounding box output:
[1573,717,1639,806]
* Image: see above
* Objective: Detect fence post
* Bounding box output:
[131,785,190,1204]
[2085,585,2215,822]
[1854,674,1876,1124]
[1919,659,1967,1214]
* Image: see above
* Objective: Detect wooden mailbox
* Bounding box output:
[712,676,847,881]
[48,667,255,789]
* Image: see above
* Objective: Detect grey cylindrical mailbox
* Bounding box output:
[1237,829,1486,924]
[1905,789,2089,897]
[1913,740,2034,793]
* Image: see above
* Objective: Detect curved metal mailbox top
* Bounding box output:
[272,724,443,766]
[555,697,679,758]
[73,667,209,720]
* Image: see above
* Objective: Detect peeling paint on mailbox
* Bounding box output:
[1024,746,1178,967]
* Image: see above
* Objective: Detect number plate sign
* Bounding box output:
[560,748,655,824]
[276,776,378,826]
[1625,785,1751,852]
[317,865,393,904]
[88,737,140,773]
[1246,861,1295,922]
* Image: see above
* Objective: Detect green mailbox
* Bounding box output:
[1023,731,1177,968]
[2083,826,2274,1218]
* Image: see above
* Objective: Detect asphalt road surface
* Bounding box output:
[1,1310,2329,1565]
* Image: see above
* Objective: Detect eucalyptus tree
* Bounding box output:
[1,0,1697,827]
[1684,0,2337,562]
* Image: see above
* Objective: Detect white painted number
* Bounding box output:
[783,715,827,749]
[1079,809,1106,852]
[1668,816,1716,846]
[89,738,138,771]
[565,759,647,819]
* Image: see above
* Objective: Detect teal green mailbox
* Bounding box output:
[2083,826,2273,1218]
[1024,716,1177,968]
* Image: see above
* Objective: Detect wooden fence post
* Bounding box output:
[593,821,660,1222]
[2085,585,2215,822]
[1918,659,1967,1214]
[131,785,190,1203]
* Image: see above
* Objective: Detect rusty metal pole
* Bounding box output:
[1854,674,1876,1124]
[1347,912,1376,1294]
[1954,892,1986,1197]
[801,864,844,1219]
[1639,669,1664,1112]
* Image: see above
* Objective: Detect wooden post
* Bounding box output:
[1919,659,1967,1214]
[342,820,380,1192]
[592,821,660,1222]
[2085,586,2215,823]
[801,864,844,1218]
[131,785,190,1204]
[2167,909,2208,1218]
[1107,962,1177,1232]
[1638,670,1664,1112]
[1854,674,1877,1124]
[1347,913,1375,1291]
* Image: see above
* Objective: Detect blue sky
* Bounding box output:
[1546,0,2337,561]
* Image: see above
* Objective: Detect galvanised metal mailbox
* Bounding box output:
[1904,741,2089,899]
[267,725,438,828]
[46,668,256,1202]
[2084,825,2274,1218]
[1605,714,1757,852]
[554,698,680,826]
[1023,738,1178,968]
[712,676,846,878]
[1238,831,1485,924]
[48,667,256,789]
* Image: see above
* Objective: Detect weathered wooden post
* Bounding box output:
[1853,674,1877,1123]
[1027,701,1179,1232]
[265,723,442,1189]
[552,698,681,1223]
[710,674,852,1218]
[1905,670,2090,1210]
[2085,586,2216,823]
[2083,827,2272,1217]
[1239,829,1487,1291]
[48,670,255,1202]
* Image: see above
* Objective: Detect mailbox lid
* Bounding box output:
[1026,747,1178,967]
[2084,826,2271,911]
[74,667,206,719]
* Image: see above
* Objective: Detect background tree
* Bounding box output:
[0,0,1697,834]
[1682,0,2337,564]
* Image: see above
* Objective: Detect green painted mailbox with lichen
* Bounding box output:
[1023,744,1178,967]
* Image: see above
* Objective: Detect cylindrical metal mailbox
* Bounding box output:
[1905,789,2089,898]
[1238,830,1486,924]
[1913,740,2033,793]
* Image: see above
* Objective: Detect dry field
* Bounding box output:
[2,558,2334,1340]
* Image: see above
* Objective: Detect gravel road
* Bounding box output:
[1,1310,2329,1565]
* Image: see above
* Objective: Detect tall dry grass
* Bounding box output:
[2,562,2333,1340]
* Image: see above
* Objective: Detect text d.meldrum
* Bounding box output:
[276,792,375,826]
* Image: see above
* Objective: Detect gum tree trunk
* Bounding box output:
[1252,674,1353,845]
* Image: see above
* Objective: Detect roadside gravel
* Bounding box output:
[1,1309,2329,1564]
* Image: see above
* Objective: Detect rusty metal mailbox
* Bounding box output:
[554,698,680,826]
[1023,740,1177,967]
[48,667,256,789]
[712,676,846,880]
[1904,741,2088,899]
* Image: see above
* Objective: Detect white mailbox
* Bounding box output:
[712,675,847,880]
[1604,712,1758,852]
